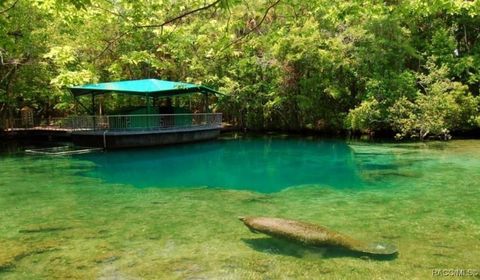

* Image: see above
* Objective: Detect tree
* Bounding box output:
[1,0,479,139]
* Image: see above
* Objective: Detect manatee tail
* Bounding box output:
[359,242,398,255]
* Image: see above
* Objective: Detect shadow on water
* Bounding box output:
[242,238,398,261]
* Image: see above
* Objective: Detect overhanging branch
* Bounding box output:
[0,0,19,14]
[94,0,223,60]
[221,0,281,51]
[134,0,222,29]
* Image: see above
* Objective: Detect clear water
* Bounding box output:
[1,136,480,279]
[79,138,363,192]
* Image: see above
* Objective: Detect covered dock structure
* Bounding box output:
[68,79,223,149]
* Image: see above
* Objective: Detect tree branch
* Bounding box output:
[221,0,281,51]
[134,0,222,29]
[0,0,19,14]
[94,31,129,60]
[92,4,128,20]
[94,0,223,60]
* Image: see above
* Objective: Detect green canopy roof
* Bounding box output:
[69,79,222,97]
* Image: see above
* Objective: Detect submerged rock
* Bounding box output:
[239,216,397,255]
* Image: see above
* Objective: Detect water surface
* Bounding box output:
[1,136,479,279]
[79,138,363,192]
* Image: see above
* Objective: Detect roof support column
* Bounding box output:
[204,93,209,113]
[91,93,95,115]
[146,94,150,128]
[145,94,149,113]
[73,96,78,115]
[91,93,96,130]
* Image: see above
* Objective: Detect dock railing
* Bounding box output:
[2,113,222,132]
[69,113,222,132]
[2,117,73,131]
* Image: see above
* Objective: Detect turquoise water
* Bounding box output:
[1,136,480,279]
[79,138,364,192]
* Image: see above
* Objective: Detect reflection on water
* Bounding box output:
[79,138,363,192]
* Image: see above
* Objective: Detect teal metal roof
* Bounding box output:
[69,79,222,97]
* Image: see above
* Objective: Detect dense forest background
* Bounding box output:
[1,0,479,139]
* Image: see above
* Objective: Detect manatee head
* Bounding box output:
[238,216,261,233]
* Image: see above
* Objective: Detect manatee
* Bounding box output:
[239,216,397,255]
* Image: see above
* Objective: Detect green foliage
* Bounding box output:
[389,95,450,140]
[345,98,381,132]
[389,63,479,140]
[1,0,479,139]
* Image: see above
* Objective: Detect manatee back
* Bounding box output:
[240,216,398,256]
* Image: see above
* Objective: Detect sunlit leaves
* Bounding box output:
[43,46,77,66]
[388,62,479,139]
[345,98,382,132]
